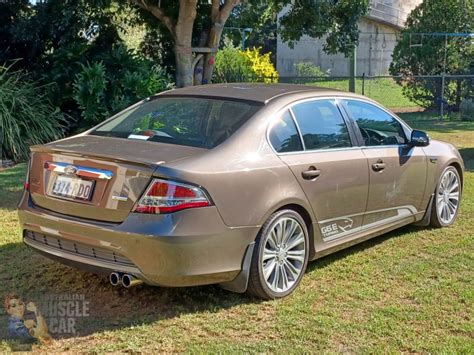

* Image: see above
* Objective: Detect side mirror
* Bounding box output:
[410,130,430,147]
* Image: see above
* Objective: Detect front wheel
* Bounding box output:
[247,209,309,299]
[430,166,462,227]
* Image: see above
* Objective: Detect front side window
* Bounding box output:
[291,99,352,150]
[91,97,261,149]
[344,100,407,146]
[269,110,303,153]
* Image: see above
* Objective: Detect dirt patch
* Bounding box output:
[390,107,425,113]
[0,160,16,171]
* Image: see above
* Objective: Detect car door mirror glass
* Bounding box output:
[411,130,430,147]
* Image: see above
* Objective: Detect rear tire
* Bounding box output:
[247,209,309,300]
[430,166,461,228]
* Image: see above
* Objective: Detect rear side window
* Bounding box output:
[91,97,261,149]
[344,100,407,146]
[269,111,303,153]
[291,100,352,150]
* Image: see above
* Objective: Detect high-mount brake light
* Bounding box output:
[133,179,210,214]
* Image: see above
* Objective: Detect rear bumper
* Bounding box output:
[18,193,259,287]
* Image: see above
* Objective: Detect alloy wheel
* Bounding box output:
[436,169,460,225]
[261,217,306,293]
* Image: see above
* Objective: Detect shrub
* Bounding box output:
[213,46,254,82]
[241,48,279,83]
[294,62,329,77]
[73,62,108,124]
[0,64,66,162]
[213,46,278,83]
[459,98,474,121]
[73,46,172,126]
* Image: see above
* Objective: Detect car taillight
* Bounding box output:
[133,179,211,214]
[24,158,31,190]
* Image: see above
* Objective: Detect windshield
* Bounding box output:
[90,97,262,149]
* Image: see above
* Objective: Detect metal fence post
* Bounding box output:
[362,73,365,95]
[441,73,445,117]
[440,34,448,117]
[349,45,356,93]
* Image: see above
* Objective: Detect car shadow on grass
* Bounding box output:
[306,223,428,274]
[0,239,261,347]
[0,220,429,349]
[459,148,474,172]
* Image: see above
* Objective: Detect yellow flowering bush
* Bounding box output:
[213,46,278,83]
[241,48,279,83]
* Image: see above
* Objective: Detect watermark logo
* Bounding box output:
[3,292,90,343]
[41,293,90,335]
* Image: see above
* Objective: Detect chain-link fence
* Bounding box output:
[271,15,473,116]
[214,74,474,115]
[281,74,473,114]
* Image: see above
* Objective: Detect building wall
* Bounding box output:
[276,0,423,77]
[368,0,422,28]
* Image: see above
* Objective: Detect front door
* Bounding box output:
[270,99,369,241]
[343,99,427,228]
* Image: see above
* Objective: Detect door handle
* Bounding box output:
[302,166,321,180]
[372,161,386,172]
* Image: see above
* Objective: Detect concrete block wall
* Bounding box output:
[276,0,423,77]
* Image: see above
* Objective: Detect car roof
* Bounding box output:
[158,83,365,104]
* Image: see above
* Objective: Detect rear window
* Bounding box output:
[90,97,261,148]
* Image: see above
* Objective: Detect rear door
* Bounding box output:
[342,99,427,228]
[271,98,369,241]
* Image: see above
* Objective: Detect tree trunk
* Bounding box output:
[175,45,194,87]
[174,0,197,87]
[193,30,209,85]
[202,24,224,84]
[200,0,240,85]
[134,0,240,86]
[455,78,462,110]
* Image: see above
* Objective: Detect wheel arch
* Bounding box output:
[449,161,464,190]
[219,202,315,294]
[417,161,464,227]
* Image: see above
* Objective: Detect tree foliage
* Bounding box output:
[131,0,369,87]
[0,64,66,161]
[390,0,473,109]
[277,0,369,56]
[0,0,171,134]
[224,2,278,61]
[73,47,171,126]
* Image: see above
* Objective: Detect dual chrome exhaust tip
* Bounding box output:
[110,272,143,288]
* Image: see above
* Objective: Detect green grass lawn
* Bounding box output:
[399,113,474,172]
[306,77,421,110]
[0,117,473,352]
